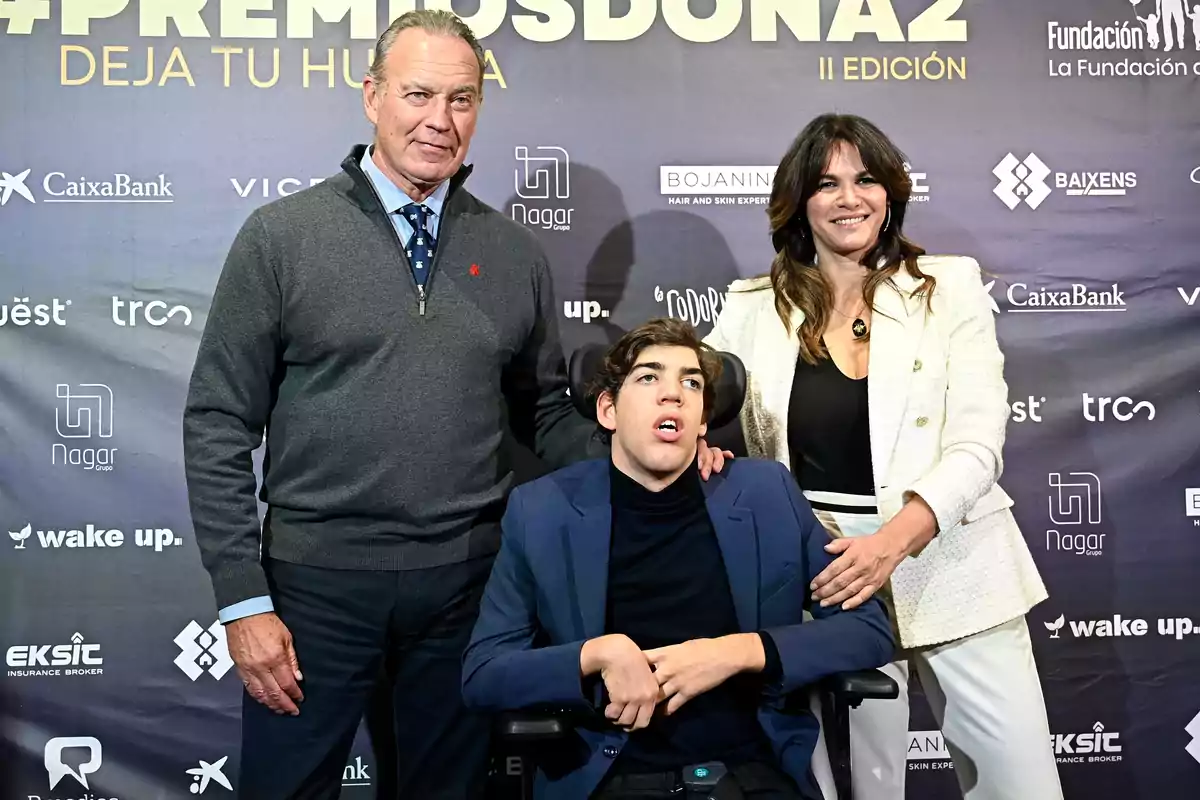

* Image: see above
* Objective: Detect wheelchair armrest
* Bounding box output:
[496,710,570,745]
[823,668,899,707]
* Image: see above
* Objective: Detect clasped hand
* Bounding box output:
[585,634,752,731]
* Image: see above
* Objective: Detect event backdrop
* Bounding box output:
[2,0,1199,798]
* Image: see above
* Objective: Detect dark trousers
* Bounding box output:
[238,555,494,799]
[591,762,808,800]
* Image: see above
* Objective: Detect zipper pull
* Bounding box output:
[418,284,426,316]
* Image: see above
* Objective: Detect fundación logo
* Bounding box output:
[1047,471,1107,557]
[175,620,235,681]
[1047,2,1200,79]
[993,153,1136,210]
[512,146,573,232]
[0,167,173,204]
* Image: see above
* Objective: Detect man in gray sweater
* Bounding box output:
[183,9,726,799]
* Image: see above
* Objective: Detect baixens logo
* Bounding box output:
[993,153,1136,210]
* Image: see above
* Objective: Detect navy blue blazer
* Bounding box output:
[462,457,895,800]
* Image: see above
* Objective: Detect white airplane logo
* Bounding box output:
[0,169,35,205]
[186,757,232,794]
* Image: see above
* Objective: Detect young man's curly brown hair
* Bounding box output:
[587,318,724,439]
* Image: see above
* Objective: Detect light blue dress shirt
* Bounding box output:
[217,147,450,625]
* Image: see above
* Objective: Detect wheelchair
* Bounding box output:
[492,344,901,800]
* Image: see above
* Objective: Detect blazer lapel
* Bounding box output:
[704,477,760,632]
[753,301,803,463]
[868,270,928,483]
[567,468,612,640]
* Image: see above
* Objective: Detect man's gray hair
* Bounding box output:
[368,10,487,92]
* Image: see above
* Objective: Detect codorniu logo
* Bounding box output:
[1046,471,1107,556]
[654,285,728,330]
[512,146,573,232]
[1,167,173,204]
[1081,393,1155,422]
[175,621,234,681]
[111,296,193,327]
[231,177,325,199]
[9,522,181,552]
[53,383,117,471]
[7,632,103,678]
[992,153,1136,210]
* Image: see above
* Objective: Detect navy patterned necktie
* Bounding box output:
[399,203,437,286]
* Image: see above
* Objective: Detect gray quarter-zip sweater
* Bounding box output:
[183,145,595,610]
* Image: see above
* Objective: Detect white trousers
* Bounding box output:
[808,616,1065,800]
[800,491,1063,800]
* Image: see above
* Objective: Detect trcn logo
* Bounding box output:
[1081,393,1155,422]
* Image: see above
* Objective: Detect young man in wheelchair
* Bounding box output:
[462,318,895,799]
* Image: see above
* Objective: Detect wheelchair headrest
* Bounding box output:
[567,342,746,431]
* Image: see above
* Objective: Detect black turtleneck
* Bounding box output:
[606,459,782,773]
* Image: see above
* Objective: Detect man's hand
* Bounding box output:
[581,634,660,731]
[696,437,734,481]
[226,612,304,716]
[644,634,763,715]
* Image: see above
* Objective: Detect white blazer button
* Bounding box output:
[913,359,923,372]
[915,416,929,427]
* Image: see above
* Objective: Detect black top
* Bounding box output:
[605,460,781,772]
[786,349,876,497]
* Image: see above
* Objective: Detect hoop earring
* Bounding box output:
[882,206,892,232]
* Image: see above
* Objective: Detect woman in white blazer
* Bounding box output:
[704,114,1062,800]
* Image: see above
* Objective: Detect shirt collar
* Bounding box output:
[360,145,449,218]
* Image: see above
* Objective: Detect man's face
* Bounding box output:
[362,28,480,196]
[598,345,708,487]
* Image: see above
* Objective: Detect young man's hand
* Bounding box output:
[581,634,662,731]
[644,633,765,715]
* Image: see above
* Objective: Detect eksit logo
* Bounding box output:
[175,621,235,681]
[512,146,573,232]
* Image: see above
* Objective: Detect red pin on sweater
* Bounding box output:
[469,264,480,276]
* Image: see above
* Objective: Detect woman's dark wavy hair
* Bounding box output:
[768,113,935,365]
